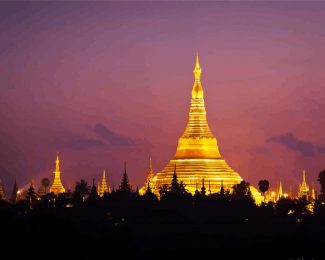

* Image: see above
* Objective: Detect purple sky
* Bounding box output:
[1,2,325,194]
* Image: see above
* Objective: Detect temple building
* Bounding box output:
[49,153,65,195]
[98,170,110,196]
[151,54,262,202]
[139,157,155,195]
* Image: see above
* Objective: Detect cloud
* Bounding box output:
[56,123,153,151]
[93,123,134,146]
[64,138,108,150]
[267,133,322,157]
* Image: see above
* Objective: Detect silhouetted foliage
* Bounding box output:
[318,169,325,200]
[10,180,18,204]
[258,179,269,202]
[119,167,132,193]
[26,183,36,206]
[170,165,180,194]
[232,181,252,200]
[74,179,90,204]
[88,178,99,202]
[41,178,50,194]
[220,181,225,196]
[158,184,169,198]
[258,179,269,194]
[275,197,311,220]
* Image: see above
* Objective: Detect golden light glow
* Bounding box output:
[150,54,263,204]
[49,153,65,195]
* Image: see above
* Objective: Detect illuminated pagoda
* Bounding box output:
[139,156,155,195]
[298,170,310,199]
[99,170,110,197]
[311,182,316,200]
[49,153,65,195]
[151,54,262,201]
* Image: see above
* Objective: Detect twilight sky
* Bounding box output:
[1,2,325,194]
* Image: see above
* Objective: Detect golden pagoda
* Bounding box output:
[298,170,310,199]
[140,157,155,195]
[49,153,65,195]
[152,54,261,201]
[99,170,110,196]
[311,182,316,200]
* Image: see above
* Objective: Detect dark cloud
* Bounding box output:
[317,146,325,154]
[64,138,108,150]
[267,133,316,157]
[56,124,153,151]
[94,123,135,146]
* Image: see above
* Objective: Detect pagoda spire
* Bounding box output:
[311,182,316,200]
[298,170,309,199]
[55,152,60,172]
[192,53,204,99]
[278,180,283,200]
[99,170,109,196]
[140,156,155,195]
[49,153,65,195]
[175,53,221,158]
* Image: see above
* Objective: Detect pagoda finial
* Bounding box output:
[303,170,306,182]
[149,156,152,171]
[278,180,283,199]
[103,169,106,179]
[192,53,204,99]
[193,52,202,83]
[55,152,60,172]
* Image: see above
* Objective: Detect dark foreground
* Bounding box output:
[1,196,325,259]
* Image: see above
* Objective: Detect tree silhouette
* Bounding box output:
[26,182,36,205]
[119,164,132,193]
[158,184,169,198]
[220,180,225,196]
[232,181,252,200]
[10,179,18,204]
[74,179,90,203]
[258,179,270,202]
[41,178,50,194]
[318,169,325,200]
[88,178,99,202]
[170,165,180,193]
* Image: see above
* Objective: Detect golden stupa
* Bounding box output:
[49,153,65,195]
[152,54,261,201]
